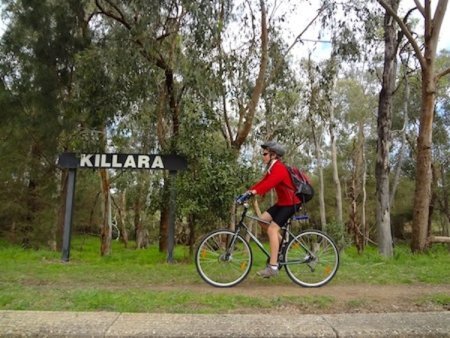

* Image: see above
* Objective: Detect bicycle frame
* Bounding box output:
[228,202,314,267]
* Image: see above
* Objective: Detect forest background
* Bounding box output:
[0,0,449,259]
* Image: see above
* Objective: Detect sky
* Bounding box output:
[278,0,450,62]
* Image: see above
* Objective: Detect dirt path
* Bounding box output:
[151,283,450,314]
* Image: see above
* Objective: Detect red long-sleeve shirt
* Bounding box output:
[250,160,301,206]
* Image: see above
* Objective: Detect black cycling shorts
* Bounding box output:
[266,204,300,227]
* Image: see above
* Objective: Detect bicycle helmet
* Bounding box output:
[261,141,285,157]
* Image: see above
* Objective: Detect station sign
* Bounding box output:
[58,153,187,171]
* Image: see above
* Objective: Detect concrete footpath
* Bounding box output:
[0,310,449,337]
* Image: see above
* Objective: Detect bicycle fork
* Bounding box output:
[222,228,243,262]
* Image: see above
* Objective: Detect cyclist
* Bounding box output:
[247,141,301,278]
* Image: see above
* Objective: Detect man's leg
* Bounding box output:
[258,211,282,264]
[267,222,281,266]
[257,212,281,277]
[257,211,272,231]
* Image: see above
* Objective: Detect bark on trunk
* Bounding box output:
[188,213,196,256]
[159,204,169,252]
[441,164,450,237]
[327,71,343,226]
[411,64,435,252]
[330,129,343,225]
[361,122,368,246]
[376,0,400,257]
[134,182,149,249]
[311,126,326,228]
[349,173,363,253]
[390,73,409,207]
[116,190,128,248]
[377,0,450,254]
[99,168,112,256]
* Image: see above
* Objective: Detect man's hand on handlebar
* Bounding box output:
[235,191,255,205]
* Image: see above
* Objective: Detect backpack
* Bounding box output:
[286,165,314,203]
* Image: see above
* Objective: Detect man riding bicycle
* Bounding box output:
[247,141,301,278]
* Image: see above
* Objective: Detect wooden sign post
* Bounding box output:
[57,153,187,262]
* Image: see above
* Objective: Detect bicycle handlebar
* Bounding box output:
[235,191,253,205]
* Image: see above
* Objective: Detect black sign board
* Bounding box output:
[58,152,187,171]
[58,152,187,263]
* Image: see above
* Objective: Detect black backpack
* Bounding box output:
[286,165,314,203]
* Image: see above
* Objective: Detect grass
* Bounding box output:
[418,293,450,307]
[0,236,449,313]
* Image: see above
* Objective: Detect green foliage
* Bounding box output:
[177,105,255,230]
[325,222,352,251]
[0,0,90,246]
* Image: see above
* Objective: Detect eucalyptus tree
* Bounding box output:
[70,30,150,254]
[0,0,90,247]
[304,56,327,227]
[311,0,382,233]
[89,0,235,251]
[374,0,402,257]
[334,73,378,249]
[431,111,450,241]
[211,0,268,151]
[376,0,450,252]
[432,51,450,239]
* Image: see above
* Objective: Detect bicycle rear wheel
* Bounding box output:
[284,230,339,287]
[195,229,252,287]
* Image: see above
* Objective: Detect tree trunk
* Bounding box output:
[361,122,368,246]
[330,125,343,225]
[376,0,399,257]
[134,181,149,249]
[376,0,450,254]
[311,125,326,228]
[326,66,342,226]
[24,141,41,247]
[159,203,169,252]
[411,64,436,252]
[429,236,450,243]
[188,213,196,256]
[427,163,439,240]
[99,168,112,256]
[390,73,409,207]
[440,164,449,237]
[349,171,363,253]
[232,0,268,149]
[349,127,365,253]
[116,190,128,248]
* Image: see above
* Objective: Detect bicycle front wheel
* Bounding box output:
[284,230,339,287]
[195,229,252,287]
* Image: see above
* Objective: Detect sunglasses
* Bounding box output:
[262,152,269,156]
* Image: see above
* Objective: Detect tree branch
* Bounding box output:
[95,0,131,30]
[413,0,425,17]
[233,0,269,148]
[436,67,450,82]
[376,0,426,70]
[285,4,328,56]
[432,0,449,42]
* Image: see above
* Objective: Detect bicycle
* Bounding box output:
[195,192,340,287]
